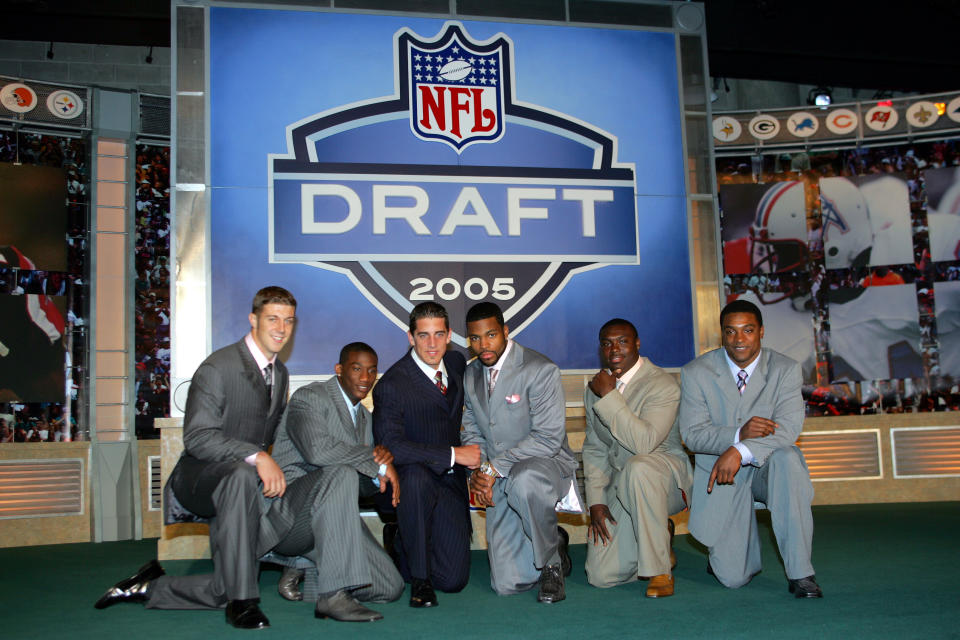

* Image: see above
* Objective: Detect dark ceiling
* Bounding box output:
[1,0,958,93]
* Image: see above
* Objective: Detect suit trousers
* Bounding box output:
[486,456,567,595]
[708,445,815,588]
[270,465,403,603]
[585,453,686,586]
[148,460,262,608]
[393,463,470,592]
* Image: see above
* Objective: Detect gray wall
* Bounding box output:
[0,40,170,95]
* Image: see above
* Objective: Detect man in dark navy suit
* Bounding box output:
[373,302,482,608]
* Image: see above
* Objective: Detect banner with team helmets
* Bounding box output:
[207,8,693,371]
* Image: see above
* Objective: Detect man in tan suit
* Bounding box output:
[582,318,692,597]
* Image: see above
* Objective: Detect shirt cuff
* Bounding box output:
[244,452,260,466]
[733,441,754,466]
[450,447,456,468]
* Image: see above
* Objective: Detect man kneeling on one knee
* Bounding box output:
[678,300,822,598]
[259,342,404,621]
[582,318,693,597]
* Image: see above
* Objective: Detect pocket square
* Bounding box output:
[505,394,521,404]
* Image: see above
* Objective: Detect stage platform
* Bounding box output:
[3,501,957,639]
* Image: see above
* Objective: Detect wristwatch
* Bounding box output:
[479,460,499,477]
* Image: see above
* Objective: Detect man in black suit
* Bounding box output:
[94,286,297,629]
[373,302,482,608]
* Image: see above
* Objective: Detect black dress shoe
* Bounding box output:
[314,590,383,622]
[94,559,165,609]
[788,575,823,598]
[409,578,438,608]
[557,526,572,577]
[277,566,304,601]
[537,564,565,603]
[225,599,270,629]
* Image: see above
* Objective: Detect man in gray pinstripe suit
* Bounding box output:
[259,342,404,621]
[94,286,297,629]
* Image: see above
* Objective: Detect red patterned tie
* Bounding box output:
[434,370,447,395]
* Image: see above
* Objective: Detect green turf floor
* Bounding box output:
[3,502,958,639]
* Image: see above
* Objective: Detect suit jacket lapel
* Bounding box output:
[489,342,523,417]
[326,377,358,440]
[709,349,742,407]
[403,351,449,412]
[742,349,769,401]
[236,341,268,401]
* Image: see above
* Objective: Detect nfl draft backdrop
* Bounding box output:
[207,9,693,372]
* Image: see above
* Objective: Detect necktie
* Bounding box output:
[616,378,626,394]
[434,370,447,395]
[737,369,747,395]
[263,362,273,401]
[488,368,498,397]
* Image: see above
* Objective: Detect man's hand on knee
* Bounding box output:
[254,452,286,498]
[588,504,617,545]
[707,446,742,493]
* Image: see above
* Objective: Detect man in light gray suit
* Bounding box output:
[582,318,692,598]
[462,302,578,603]
[678,299,822,598]
[259,342,404,622]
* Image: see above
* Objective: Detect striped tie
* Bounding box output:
[737,369,748,395]
[435,370,447,395]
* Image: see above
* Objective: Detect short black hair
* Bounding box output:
[598,318,638,341]
[409,302,449,333]
[251,286,297,314]
[466,301,504,327]
[338,342,377,366]
[720,299,763,327]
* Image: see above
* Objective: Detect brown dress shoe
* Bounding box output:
[645,573,674,598]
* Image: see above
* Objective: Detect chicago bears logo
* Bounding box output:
[268,22,638,343]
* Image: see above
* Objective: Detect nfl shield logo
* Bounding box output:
[405,25,505,151]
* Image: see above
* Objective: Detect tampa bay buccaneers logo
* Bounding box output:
[268,22,638,343]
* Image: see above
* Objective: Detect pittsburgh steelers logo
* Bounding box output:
[46,89,84,119]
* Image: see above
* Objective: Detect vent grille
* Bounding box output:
[139,94,170,137]
[148,455,162,510]
[797,430,882,481]
[0,459,84,519]
[892,426,960,478]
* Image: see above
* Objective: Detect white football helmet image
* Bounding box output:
[819,177,874,270]
[859,175,913,266]
[928,169,960,262]
[748,180,809,273]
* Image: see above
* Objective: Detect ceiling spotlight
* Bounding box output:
[807,86,832,109]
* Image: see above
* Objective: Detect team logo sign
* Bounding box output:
[947,96,960,124]
[905,101,938,128]
[825,108,858,135]
[787,111,819,138]
[269,23,638,342]
[409,29,504,151]
[864,105,898,131]
[712,116,742,142]
[0,83,37,113]
[748,114,780,140]
[46,89,83,119]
